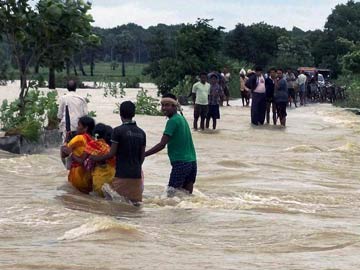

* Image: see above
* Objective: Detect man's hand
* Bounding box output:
[61,145,72,155]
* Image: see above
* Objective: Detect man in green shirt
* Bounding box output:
[145,93,197,195]
[192,72,210,130]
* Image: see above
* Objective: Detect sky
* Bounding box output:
[89,0,350,31]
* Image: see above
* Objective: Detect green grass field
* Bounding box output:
[20,62,151,84]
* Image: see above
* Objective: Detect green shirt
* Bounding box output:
[192,81,210,105]
[163,113,197,163]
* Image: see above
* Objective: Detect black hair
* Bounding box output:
[277,68,284,73]
[78,116,95,135]
[269,67,276,72]
[93,123,107,139]
[200,71,208,77]
[105,125,113,146]
[120,101,135,119]
[67,80,77,91]
[162,93,177,101]
[210,73,218,79]
[255,66,263,72]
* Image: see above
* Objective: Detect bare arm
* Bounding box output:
[72,153,89,164]
[145,135,169,157]
[89,142,118,162]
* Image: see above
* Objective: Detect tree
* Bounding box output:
[36,0,96,88]
[272,34,314,69]
[146,19,223,94]
[225,22,287,67]
[0,0,42,112]
[115,31,135,77]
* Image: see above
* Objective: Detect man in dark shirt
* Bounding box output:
[90,101,146,203]
[265,68,277,125]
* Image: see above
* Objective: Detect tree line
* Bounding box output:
[1,0,360,96]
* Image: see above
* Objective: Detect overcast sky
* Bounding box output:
[89,0,349,31]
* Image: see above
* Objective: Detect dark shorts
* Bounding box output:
[207,104,220,119]
[288,88,295,98]
[241,90,249,98]
[194,104,208,118]
[223,86,230,97]
[169,161,197,188]
[276,102,287,119]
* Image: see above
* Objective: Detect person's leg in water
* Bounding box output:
[272,102,277,125]
[246,91,250,106]
[168,161,196,195]
[182,161,197,194]
[200,115,206,130]
[205,116,210,129]
[193,105,199,130]
[212,116,217,129]
[266,101,271,124]
[199,105,207,130]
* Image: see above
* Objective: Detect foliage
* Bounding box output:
[225,22,287,66]
[171,75,195,97]
[135,89,162,116]
[102,82,126,98]
[341,40,360,74]
[146,19,223,94]
[272,35,314,69]
[0,85,59,141]
[334,75,360,108]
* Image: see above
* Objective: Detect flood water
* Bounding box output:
[0,83,360,270]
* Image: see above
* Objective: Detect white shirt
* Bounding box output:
[297,74,307,85]
[254,75,266,93]
[57,91,88,132]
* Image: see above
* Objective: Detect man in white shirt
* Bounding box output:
[57,80,88,141]
[191,72,210,130]
[251,66,267,125]
[297,70,307,106]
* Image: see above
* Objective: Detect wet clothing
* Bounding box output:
[169,161,197,188]
[194,104,208,119]
[67,133,93,193]
[265,77,275,102]
[208,83,222,105]
[207,105,220,119]
[275,78,288,120]
[251,92,266,125]
[276,102,287,119]
[274,78,289,103]
[111,122,146,179]
[110,177,143,203]
[58,92,88,135]
[164,113,196,163]
[84,139,115,197]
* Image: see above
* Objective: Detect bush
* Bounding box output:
[0,86,59,141]
[171,75,195,98]
[135,89,162,116]
[334,75,360,108]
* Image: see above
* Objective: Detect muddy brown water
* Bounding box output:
[0,83,359,269]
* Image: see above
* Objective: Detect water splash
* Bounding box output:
[58,216,138,241]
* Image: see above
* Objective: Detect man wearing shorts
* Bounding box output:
[145,93,197,195]
[192,72,210,130]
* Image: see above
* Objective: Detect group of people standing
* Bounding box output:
[245,67,289,127]
[191,69,231,131]
[239,67,309,127]
[58,81,197,204]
